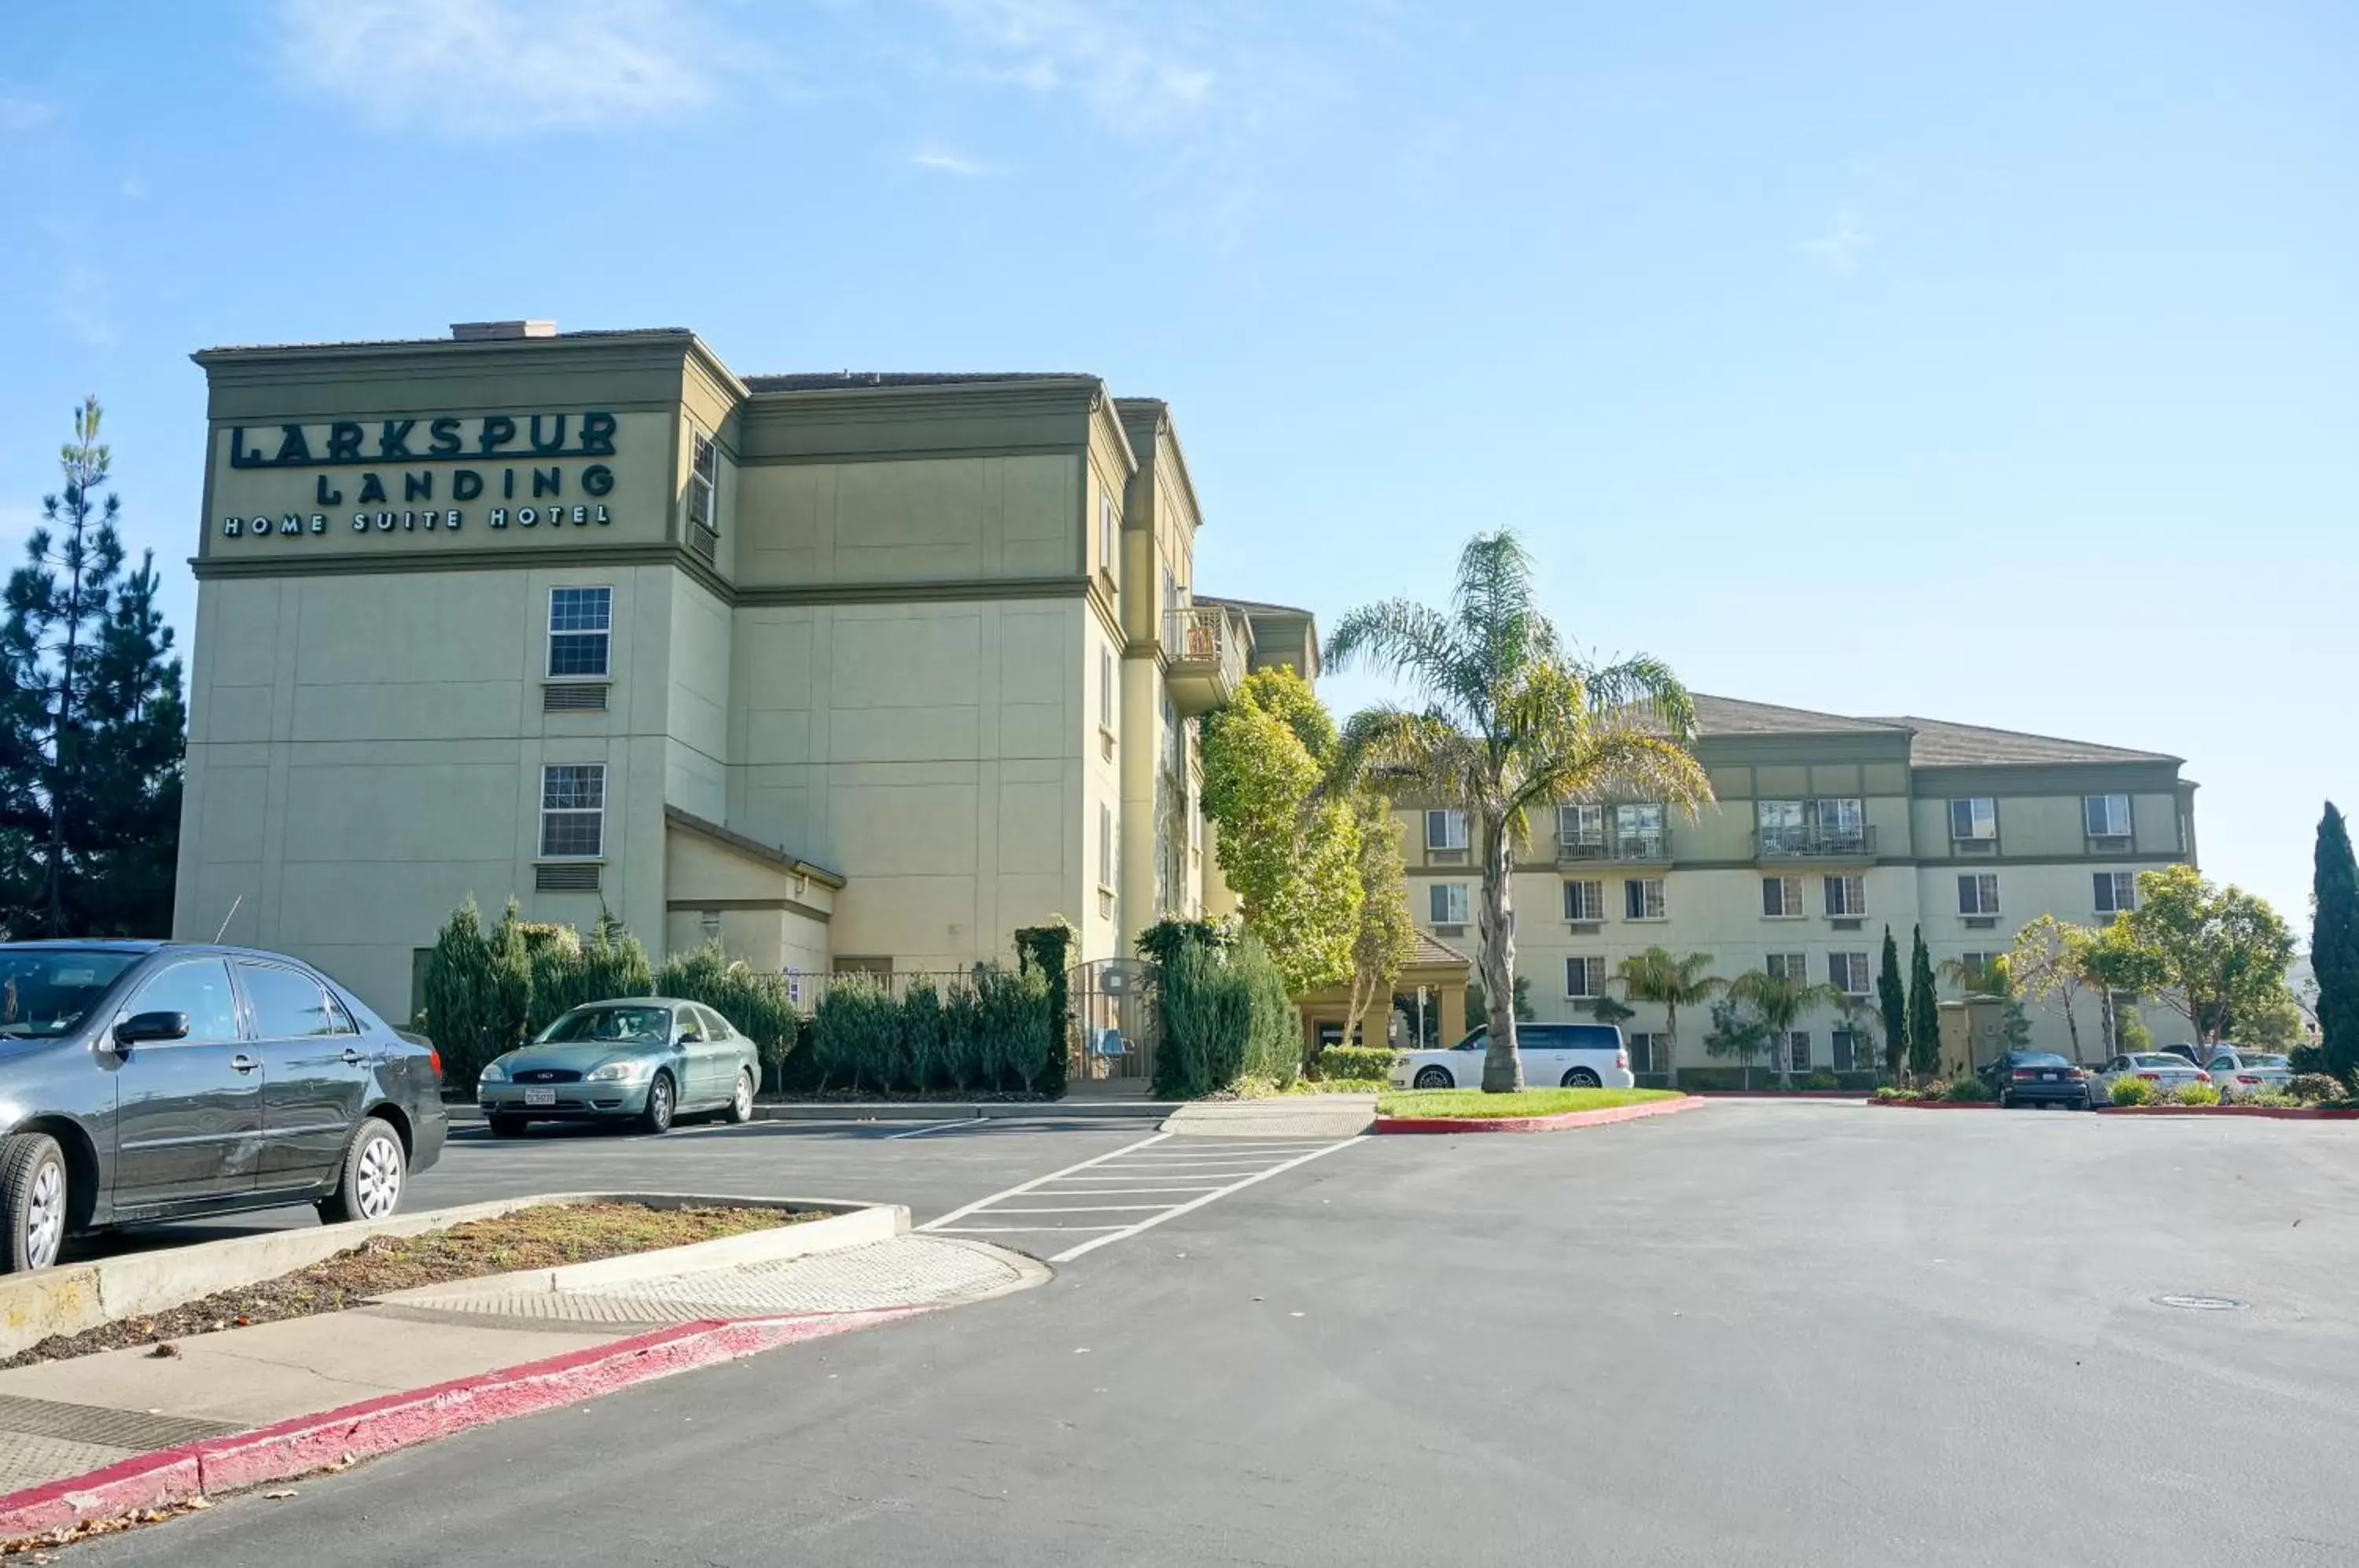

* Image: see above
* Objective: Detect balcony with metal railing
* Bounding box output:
[1557,826,1674,864]
[1754,823,1879,862]
[1165,605,1247,716]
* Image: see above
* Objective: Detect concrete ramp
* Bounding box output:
[1161,1093,1376,1139]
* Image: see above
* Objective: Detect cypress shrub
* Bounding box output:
[418,896,505,1089]
[655,941,800,1093]
[975,963,1052,1091]
[897,976,944,1091]
[1235,934,1300,1090]
[808,976,899,1091]
[1014,918,1076,1099]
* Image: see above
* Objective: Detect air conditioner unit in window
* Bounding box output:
[1963,915,1997,930]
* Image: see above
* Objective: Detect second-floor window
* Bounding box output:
[687,430,719,535]
[2085,793,2133,839]
[1563,879,1605,921]
[1763,875,1805,918]
[1559,803,1604,848]
[1958,873,2000,916]
[547,586,612,678]
[1429,882,1470,926]
[1950,797,1997,841]
[539,764,605,859]
[1566,955,1606,999]
[1624,878,1665,919]
[1426,808,1469,851]
[1824,874,1866,916]
[1765,951,1807,983]
[1828,951,1871,996]
[2095,871,2137,915]
[1615,802,1665,852]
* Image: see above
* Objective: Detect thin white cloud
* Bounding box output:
[1799,208,1871,275]
[922,0,1218,135]
[272,0,734,135]
[0,94,53,133]
[907,145,1000,177]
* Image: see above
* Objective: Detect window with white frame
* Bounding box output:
[1949,797,1997,841]
[687,429,720,535]
[539,764,605,859]
[1614,801,1666,852]
[1624,878,1665,919]
[2094,871,2137,915]
[1565,955,1607,999]
[1958,873,2000,916]
[1960,951,1999,985]
[1099,804,1115,889]
[1762,875,1805,918]
[1765,951,1807,983]
[1829,951,1871,996]
[1559,803,1604,849]
[1099,646,1114,731]
[1425,808,1469,851]
[1627,1032,1665,1074]
[1785,1032,1812,1070]
[2084,793,2133,839]
[1824,874,1866,917]
[1099,492,1116,577]
[547,587,613,679]
[1429,882,1470,926]
[1563,879,1605,921]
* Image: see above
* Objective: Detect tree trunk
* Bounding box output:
[1476,812,1521,1092]
[2062,984,2081,1062]
[1662,999,1678,1084]
[1772,1029,1791,1089]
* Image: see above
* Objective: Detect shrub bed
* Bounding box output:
[1150,931,1298,1099]
[1313,1045,1398,1084]
[803,966,1054,1095]
[1872,1077,1997,1104]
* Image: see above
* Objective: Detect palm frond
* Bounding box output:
[1322,599,1485,723]
[1578,652,1698,741]
[1511,725,1714,823]
[1327,705,1487,808]
[1451,532,1560,708]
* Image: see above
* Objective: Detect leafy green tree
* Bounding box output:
[2011,915,2099,1062]
[0,397,184,937]
[2314,803,2359,1079]
[1702,996,1771,1075]
[1609,947,1720,1078]
[1906,926,1940,1080]
[2233,985,2307,1053]
[1465,971,1533,1027]
[1326,532,1711,1091]
[2111,864,2295,1043]
[1338,790,1415,1058]
[1588,993,1636,1026]
[1876,927,1908,1077]
[1725,968,1857,1089]
[1199,667,1361,993]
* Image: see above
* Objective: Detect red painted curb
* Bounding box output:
[2095,1104,2359,1120]
[0,1307,920,1540]
[1375,1095,1705,1135]
[1866,1099,2001,1110]
[1686,1091,1864,1099]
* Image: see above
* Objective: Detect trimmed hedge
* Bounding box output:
[656,941,800,1094]
[1315,1045,1398,1083]
[1152,932,1298,1099]
[1675,1066,1880,1092]
[2110,1076,2155,1106]
[804,965,1054,1095]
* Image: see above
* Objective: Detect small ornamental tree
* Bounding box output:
[2313,804,2359,1080]
[1876,926,1908,1077]
[1338,791,1415,1061]
[1906,926,1940,1081]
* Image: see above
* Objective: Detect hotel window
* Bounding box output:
[2084,793,2133,841]
[1099,492,1116,579]
[1785,1032,1812,1070]
[539,764,605,859]
[1959,951,1999,984]
[1099,647,1115,731]
[687,429,720,536]
[1559,803,1604,851]
[2094,871,2137,915]
[1099,804,1114,890]
[1828,951,1872,996]
[547,587,612,679]
[1762,875,1805,918]
[1624,878,1666,920]
[1958,873,2000,916]
[1831,1028,1862,1071]
[1765,951,1807,983]
[1824,874,1866,917]
[1565,955,1607,999]
[1429,882,1470,926]
[1563,879,1605,922]
[1614,802,1666,856]
[1426,808,1469,852]
[1950,797,1997,841]
[1627,1032,1665,1075]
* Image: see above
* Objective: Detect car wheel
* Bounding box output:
[638,1072,676,1135]
[488,1114,528,1139]
[723,1070,755,1125]
[0,1133,69,1274]
[318,1117,407,1225]
[1561,1069,1603,1088]
[1413,1066,1454,1090]
[1998,1091,2014,1109]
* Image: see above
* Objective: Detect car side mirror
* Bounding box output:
[115,1010,191,1047]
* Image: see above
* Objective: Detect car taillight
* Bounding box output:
[2012,1069,2035,1080]
[2137,1072,2159,1080]
[429,1047,443,1079]
[1616,1051,1628,1069]
[2236,1074,2259,1084]
[2067,1069,2087,1080]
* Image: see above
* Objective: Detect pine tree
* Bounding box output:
[1876,926,1907,1077]
[78,550,184,934]
[2315,803,2359,1080]
[1907,925,1941,1080]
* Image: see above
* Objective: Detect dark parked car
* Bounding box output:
[0,940,447,1273]
[1978,1050,2095,1110]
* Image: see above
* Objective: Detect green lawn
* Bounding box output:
[1377,1086,1685,1119]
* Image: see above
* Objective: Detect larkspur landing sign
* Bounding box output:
[218,410,623,539]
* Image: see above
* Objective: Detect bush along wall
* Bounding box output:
[656,941,801,1095]
[1013,916,1077,1099]
[803,963,1054,1095]
[1150,929,1300,1099]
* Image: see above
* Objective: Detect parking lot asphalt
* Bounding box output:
[70,1102,2359,1566]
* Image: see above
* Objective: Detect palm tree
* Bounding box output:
[1326,532,1713,1092]
[1724,970,1862,1089]
[1610,948,1721,1080]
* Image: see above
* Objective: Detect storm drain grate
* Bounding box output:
[2153,1294,2249,1312]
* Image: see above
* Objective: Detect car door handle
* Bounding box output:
[341,1048,366,1066]
[231,1054,260,1074]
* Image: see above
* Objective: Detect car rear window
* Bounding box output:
[2131,1055,2184,1068]
[2245,1055,2288,1068]
[2012,1053,2070,1067]
[1525,1024,1621,1051]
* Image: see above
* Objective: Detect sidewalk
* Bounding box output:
[0,1233,1040,1535]
[1161,1093,1376,1139]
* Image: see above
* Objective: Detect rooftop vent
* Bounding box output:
[451,320,558,341]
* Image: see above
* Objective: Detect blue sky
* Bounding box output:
[0,0,2351,929]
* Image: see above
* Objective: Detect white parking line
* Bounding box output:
[885,1117,989,1139]
[1045,1139,1360,1264]
[933,1224,1132,1235]
[917,1132,1172,1232]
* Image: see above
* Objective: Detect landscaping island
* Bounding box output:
[1375,1087,1697,1134]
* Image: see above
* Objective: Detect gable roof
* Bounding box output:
[1875,716,2181,768]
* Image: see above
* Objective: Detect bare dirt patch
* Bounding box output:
[2,1202,812,1370]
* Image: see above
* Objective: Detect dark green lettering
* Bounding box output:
[378,420,414,458]
[327,422,363,461]
[532,466,561,498]
[357,473,388,504]
[453,469,484,501]
[403,471,433,502]
[479,415,516,453]
[429,418,462,455]
[315,474,344,506]
[529,414,567,454]
[273,425,314,464]
[580,411,617,455]
[581,463,614,497]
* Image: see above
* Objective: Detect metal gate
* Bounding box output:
[1069,957,1159,1088]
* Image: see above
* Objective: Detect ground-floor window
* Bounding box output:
[1831,1028,1863,1071]
[1627,1032,1666,1074]
[539,764,605,858]
[1784,1031,1812,1070]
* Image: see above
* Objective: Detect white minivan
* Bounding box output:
[1392,1022,1634,1091]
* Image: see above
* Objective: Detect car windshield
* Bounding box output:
[2012,1053,2070,1067]
[0,949,141,1037]
[538,1006,672,1044]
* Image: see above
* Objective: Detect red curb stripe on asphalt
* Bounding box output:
[1865,1100,2003,1110]
[1375,1095,1709,1135]
[0,1307,922,1540]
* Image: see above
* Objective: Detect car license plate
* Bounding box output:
[523,1087,557,1106]
[2041,1072,2058,1081]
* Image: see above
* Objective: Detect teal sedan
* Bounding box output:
[476,999,760,1136]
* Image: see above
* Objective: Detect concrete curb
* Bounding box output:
[0,1307,920,1540]
[2,1191,882,1360]
[1375,1095,1706,1135]
[1864,1100,2002,1110]
[750,1101,1179,1123]
[2094,1104,2359,1119]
